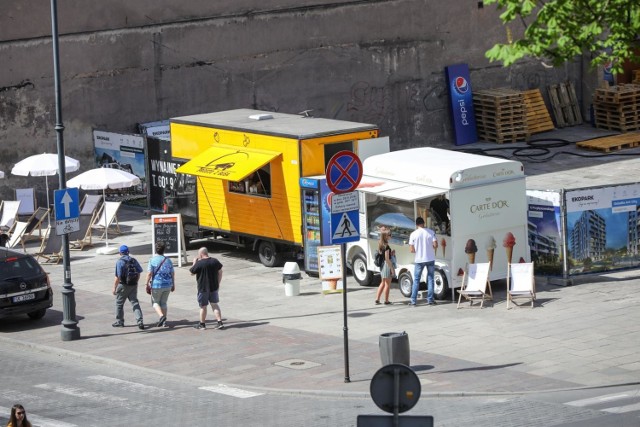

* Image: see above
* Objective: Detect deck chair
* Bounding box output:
[35,227,63,264]
[0,200,22,233]
[20,207,49,243]
[7,221,29,251]
[91,201,122,238]
[507,262,536,309]
[79,194,103,216]
[457,262,493,309]
[69,211,99,250]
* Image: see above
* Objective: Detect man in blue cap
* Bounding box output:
[112,244,145,329]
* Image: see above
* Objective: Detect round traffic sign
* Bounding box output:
[325,151,363,194]
[370,364,421,414]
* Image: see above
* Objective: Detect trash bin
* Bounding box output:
[379,331,410,366]
[282,262,301,296]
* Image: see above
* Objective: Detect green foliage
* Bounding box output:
[484,0,640,73]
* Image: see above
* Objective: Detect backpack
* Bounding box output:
[120,256,140,285]
[374,249,385,268]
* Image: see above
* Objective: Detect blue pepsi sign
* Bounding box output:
[445,63,478,146]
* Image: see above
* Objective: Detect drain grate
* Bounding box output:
[274,358,321,370]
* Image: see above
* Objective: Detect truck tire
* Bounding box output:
[398,271,413,297]
[433,269,449,300]
[258,240,283,268]
[351,253,373,286]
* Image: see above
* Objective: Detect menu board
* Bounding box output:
[151,214,187,266]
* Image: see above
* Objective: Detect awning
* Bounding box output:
[357,175,444,201]
[176,144,281,181]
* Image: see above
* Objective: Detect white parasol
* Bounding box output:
[67,167,140,254]
[11,153,80,222]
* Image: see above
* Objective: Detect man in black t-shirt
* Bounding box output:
[189,247,224,330]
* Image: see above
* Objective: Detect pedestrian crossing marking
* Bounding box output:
[332,212,358,240]
[199,384,263,398]
[87,375,167,394]
[34,383,128,403]
[565,391,634,406]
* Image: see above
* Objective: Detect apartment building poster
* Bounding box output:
[92,130,147,205]
[527,190,562,276]
[565,184,640,275]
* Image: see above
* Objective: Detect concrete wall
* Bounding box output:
[0,0,582,203]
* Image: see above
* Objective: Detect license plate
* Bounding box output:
[13,293,36,303]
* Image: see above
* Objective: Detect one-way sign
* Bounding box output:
[54,188,80,235]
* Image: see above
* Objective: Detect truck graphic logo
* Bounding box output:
[196,151,250,177]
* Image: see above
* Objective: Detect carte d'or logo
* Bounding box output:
[470,197,510,214]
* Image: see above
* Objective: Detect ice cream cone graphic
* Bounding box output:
[441,238,447,258]
[485,236,496,270]
[503,232,516,264]
[465,239,477,264]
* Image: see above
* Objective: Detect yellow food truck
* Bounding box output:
[169,109,383,267]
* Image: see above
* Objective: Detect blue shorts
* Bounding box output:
[197,291,219,307]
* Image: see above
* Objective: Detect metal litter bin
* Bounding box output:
[379,331,410,366]
[282,262,301,296]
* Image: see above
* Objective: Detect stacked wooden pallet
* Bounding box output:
[522,89,555,134]
[547,81,583,128]
[632,70,640,84]
[576,132,640,152]
[593,84,640,132]
[473,88,530,143]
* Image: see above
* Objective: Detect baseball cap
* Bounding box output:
[119,245,129,254]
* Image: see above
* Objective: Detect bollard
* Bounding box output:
[282,262,301,296]
[379,331,410,366]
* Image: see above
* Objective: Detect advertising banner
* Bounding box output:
[565,184,640,275]
[445,63,478,146]
[527,190,563,276]
[145,136,186,211]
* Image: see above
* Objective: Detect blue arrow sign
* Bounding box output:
[54,188,80,221]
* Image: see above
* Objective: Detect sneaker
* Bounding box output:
[194,323,206,330]
[375,300,381,305]
[112,321,124,327]
[157,315,166,328]
[427,301,437,306]
[384,301,392,305]
[214,322,225,330]
[138,322,145,330]
[408,302,417,307]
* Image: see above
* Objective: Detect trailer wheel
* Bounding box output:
[258,241,283,268]
[351,253,373,286]
[398,271,413,298]
[433,269,449,300]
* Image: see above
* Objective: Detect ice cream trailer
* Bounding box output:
[345,147,531,300]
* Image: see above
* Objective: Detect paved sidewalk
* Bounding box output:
[2,128,640,396]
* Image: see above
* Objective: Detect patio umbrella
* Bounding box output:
[67,168,140,255]
[11,153,80,222]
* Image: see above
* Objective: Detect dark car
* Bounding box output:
[0,247,53,320]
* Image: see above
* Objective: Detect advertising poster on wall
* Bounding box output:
[565,184,640,275]
[145,136,186,212]
[93,130,147,205]
[527,190,563,276]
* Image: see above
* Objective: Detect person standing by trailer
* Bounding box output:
[112,245,144,330]
[145,241,175,327]
[189,247,224,330]
[409,217,438,306]
[374,228,395,305]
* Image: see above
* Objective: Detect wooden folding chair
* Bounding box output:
[70,211,99,250]
[21,207,50,243]
[507,262,536,309]
[7,221,29,251]
[0,200,22,233]
[91,201,122,238]
[35,227,63,264]
[79,194,103,216]
[457,262,493,309]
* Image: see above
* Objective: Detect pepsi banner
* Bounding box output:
[445,63,478,145]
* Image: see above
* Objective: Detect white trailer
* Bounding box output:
[346,147,530,300]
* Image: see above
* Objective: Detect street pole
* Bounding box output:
[50,0,80,341]
[341,242,350,383]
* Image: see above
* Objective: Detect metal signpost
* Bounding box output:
[326,151,363,383]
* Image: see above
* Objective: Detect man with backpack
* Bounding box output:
[112,244,145,330]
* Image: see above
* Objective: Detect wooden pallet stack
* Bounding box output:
[593,84,640,132]
[547,81,583,128]
[633,70,640,84]
[522,89,555,134]
[473,88,530,143]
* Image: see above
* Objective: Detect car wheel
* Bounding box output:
[258,241,283,268]
[398,271,413,298]
[27,308,46,320]
[351,253,373,286]
[433,269,449,300]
